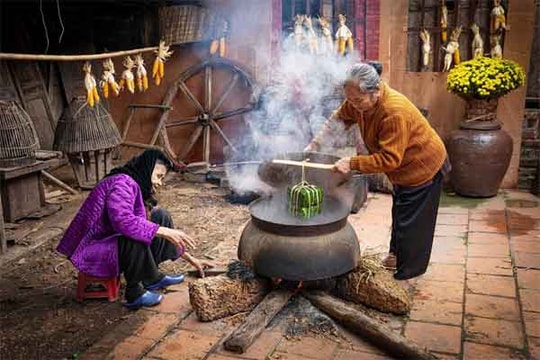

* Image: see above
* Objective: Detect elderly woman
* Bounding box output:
[57,149,212,309]
[305,62,450,285]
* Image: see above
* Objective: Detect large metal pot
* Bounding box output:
[238,152,362,281]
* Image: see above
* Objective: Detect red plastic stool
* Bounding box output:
[76,272,120,302]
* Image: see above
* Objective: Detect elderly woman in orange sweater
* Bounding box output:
[305,62,450,285]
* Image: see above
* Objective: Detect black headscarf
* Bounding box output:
[107,149,174,202]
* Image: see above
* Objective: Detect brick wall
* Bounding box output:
[518,110,540,191]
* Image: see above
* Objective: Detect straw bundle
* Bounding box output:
[158,5,219,45]
[53,97,121,153]
[188,274,270,322]
[335,254,410,315]
[0,100,40,167]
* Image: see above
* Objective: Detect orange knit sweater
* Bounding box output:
[321,82,447,187]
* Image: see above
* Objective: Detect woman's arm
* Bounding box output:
[350,115,409,173]
[106,183,159,245]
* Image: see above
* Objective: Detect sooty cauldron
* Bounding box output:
[238,152,362,281]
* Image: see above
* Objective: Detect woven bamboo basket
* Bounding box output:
[54,97,121,188]
[0,100,40,168]
[158,5,219,45]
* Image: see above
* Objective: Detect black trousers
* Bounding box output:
[118,207,179,302]
[390,171,443,280]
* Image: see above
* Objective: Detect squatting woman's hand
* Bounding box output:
[157,227,196,250]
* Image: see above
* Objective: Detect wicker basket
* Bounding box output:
[158,5,220,45]
[53,97,121,153]
[0,100,40,168]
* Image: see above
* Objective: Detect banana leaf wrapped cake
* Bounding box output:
[287,181,323,218]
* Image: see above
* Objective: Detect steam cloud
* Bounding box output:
[225,13,362,196]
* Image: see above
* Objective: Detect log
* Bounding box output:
[224,290,294,353]
[304,291,438,360]
[336,265,410,315]
[188,274,270,322]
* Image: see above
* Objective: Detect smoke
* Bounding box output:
[224,8,361,196]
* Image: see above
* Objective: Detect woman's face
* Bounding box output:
[344,82,380,112]
[151,163,168,193]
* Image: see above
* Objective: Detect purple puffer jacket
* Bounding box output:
[57,174,160,278]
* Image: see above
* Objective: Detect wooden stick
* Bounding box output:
[271,159,335,170]
[0,46,159,61]
[42,171,79,195]
[223,290,294,353]
[303,291,437,360]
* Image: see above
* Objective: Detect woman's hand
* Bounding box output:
[156,227,196,250]
[333,157,352,174]
[182,252,215,278]
[303,141,319,153]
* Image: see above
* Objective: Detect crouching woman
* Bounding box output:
[57,149,212,309]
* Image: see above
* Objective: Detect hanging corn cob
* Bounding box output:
[119,56,135,94]
[101,58,120,99]
[441,5,448,43]
[335,14,353,57]
[83,62,99,107]
[134,54,148,92]
[152,41,173,86]
[210,18,228,57]
[287,161,323,219]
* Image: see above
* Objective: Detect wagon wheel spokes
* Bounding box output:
[165,116,199,129]
[159,58,259,164]
[178,81,205,113]
[203,125,211,163]
[213,106,254,122]
[178,124,204,161]
[204,64,213,112]
[212,73,239,115]
[209,120,237,153]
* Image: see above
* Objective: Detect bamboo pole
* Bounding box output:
[0,46,159,61]
[271,159,335,170]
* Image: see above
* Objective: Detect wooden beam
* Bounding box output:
[304,291,437,360]
[223,290,294,354]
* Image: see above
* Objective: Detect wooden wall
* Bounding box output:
[378,0,536,188]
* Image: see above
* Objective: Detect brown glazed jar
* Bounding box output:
[446,118,513,198]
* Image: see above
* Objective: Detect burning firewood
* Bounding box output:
[223,290,295,353]
[335,254,411,315]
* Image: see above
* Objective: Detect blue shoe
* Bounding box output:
[145,274,185,291]
[124,291,163,310]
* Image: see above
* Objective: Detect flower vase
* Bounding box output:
[446,97,513,197]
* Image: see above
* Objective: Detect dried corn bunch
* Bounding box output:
[441,5,448,43]
[83,62,100,107]
[101,58,120,98]
[134,54,148,92]
[119,56,135,94]
[210,19,228,57]
[152,41,173,86]
[335,14,353,56]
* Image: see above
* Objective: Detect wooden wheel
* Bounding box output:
[158,58,259,165]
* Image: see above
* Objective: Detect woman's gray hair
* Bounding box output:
[345,63,381,93]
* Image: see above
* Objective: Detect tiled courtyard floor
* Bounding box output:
[81,190,540,360]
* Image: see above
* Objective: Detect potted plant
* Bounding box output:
[445,56,526,198]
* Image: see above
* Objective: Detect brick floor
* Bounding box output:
[81,190,540,359]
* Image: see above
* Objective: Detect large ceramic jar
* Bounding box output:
[446,98,513,197]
